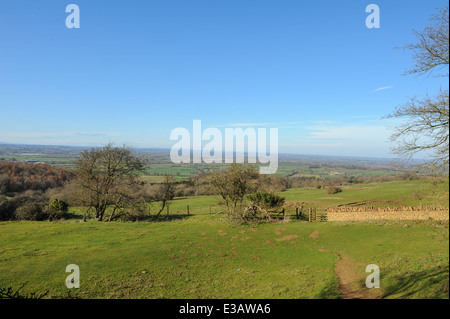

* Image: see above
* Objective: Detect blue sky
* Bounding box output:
[0,0,448,158]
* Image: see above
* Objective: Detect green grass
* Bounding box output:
[0,179,448,299]
[140,179,449,219]
[67,180,449,220]
[0,218,447,299]
[281,179,449,210]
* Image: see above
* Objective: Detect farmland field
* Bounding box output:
[0,144,412,182]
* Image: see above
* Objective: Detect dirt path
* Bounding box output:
[335,254,381,299]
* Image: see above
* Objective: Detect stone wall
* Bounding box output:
[327,206,449,221]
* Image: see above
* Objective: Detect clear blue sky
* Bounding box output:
[0,0,448,158]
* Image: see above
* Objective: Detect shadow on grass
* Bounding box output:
[382,264,449,299]
[171,197,188,201]
[317,280,342,299]
[63,211,193,223]
[0,282,80,299]
[151,214,193,222]
[64,212,84,220]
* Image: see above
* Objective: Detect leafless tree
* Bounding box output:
[0,174,8,195]
[401,5,449,77]
[208,163,259,222]
[387,5,449,175]
[386,89,449,175]
[152,175,176,219]
[74,144,145,221]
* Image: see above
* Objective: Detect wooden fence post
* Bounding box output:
[187,205,189,216]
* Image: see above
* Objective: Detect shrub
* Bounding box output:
[119,209,149,222]
[45,183,81,207]
[15,201,47,221]
[114,203,152,222]
[0,195,68,221]
[46,209,66,221]
[48,198,69,213]
[0,197,18,221]
[247,191,285,209]
[327,186,343,195]
[47,198,69,220]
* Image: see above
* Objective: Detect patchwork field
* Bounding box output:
[0,144,412,182]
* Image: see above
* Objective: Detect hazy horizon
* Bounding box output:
[0,141,425,162]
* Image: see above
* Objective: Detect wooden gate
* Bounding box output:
[308,208,328,222]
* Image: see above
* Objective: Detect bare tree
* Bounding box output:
[0,174,9,195]
[208,164,258,222]
[386,89,449,174]
[152,175,176,219]
[75,144,145,221]
[401,5,449,77]
[387,5,449,175]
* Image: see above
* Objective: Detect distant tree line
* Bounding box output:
[0,161,73,194]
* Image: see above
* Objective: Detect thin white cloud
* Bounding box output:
[75,132,119,137]
[212,122,271,128]
[0,131,120,146]
[213,121,305,128]
[349,115,379,119]
[371,85,394,93]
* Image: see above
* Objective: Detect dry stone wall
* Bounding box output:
[327,206,449,221]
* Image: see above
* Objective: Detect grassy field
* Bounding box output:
[281,179,449,210]
[0,218,448,299]
[0,180,448,299]
[129,179,450,217]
